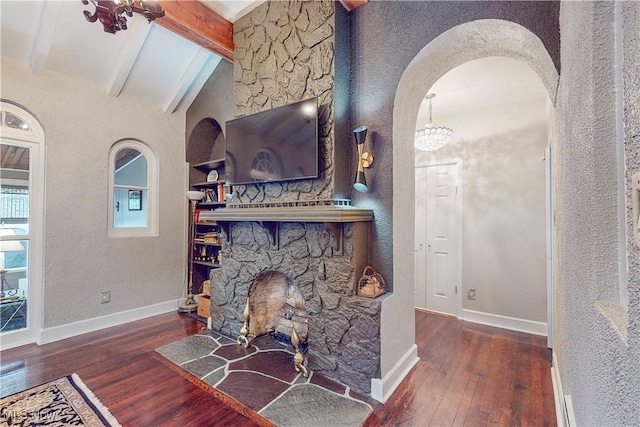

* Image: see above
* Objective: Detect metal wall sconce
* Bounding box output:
[353,126,374,193]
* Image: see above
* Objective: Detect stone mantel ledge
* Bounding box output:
[208,206,373,223]
[209,206,373,254]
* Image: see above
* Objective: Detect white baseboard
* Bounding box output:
[551,352,566,427]
[39,299,180,345]
[370,344,419,403]
[551,352,576,427]
[462,309,547,336]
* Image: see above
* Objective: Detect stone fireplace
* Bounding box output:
[205,0,382,394]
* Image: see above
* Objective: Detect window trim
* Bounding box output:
[108,139,158,238]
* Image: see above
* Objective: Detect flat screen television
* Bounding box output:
[225,98,318,185]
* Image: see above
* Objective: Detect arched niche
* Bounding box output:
[187,118,225,186]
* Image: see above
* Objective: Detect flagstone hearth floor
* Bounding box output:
[155,328,376,427]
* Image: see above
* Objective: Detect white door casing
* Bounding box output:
[415,161,462,316]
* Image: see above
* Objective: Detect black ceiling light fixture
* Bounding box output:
[81,0,165,34]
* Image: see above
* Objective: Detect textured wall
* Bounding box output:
[354,2,560,379]
[350,0,560,291]
[555,2,640,425]
[416,98,549,322]
[186,60,235,160]
[1,58,186,328]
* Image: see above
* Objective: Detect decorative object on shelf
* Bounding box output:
[353,125,374,193]
[224,184,233,201]
[206,170,219,182]
[179,190,205,313]
[81,0,164,34]
[415,93,453,152]
[357,265,387,298]
[0,229,24,300]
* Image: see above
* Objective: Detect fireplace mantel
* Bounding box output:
[208,206,373,255]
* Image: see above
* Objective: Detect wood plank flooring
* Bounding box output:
[0,310,556,426]
[0,314,264,426]
[364,310,556,427]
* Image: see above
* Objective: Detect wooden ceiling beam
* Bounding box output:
[154,1,368,63]
[156,1,234,62]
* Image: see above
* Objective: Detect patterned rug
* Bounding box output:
[155,329,375,427]
[0,374,121,427]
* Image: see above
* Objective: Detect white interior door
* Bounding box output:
[415,162,461,316]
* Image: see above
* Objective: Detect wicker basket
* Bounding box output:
[357,266,387,298]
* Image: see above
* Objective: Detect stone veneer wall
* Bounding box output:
[231,0,351,203]
[207,1,381,393]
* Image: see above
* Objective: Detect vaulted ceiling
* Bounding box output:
[0,1,366,116]
[0,1,265,116]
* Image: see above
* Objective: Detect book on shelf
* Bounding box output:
[195,231,219,244]
[204,188,218,203]
[217,183,225,202]
[204,232,220,244]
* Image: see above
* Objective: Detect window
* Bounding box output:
[108,140,158,237]
[0,101,44,341]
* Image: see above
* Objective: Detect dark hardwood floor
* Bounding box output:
[0,310,556,426]
[364,310,556,427]
[0,314,266,426]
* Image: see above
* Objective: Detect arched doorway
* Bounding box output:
[0,101,45,349]
[377,19,559,401]
[413,57,551,332]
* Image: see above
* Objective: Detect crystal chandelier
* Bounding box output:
[415,93,453,151]
[81,0,164,34]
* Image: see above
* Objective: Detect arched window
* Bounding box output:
[0,100,44,346]
[108,139,158,237]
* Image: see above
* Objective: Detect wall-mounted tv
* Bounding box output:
[225,98,318,185]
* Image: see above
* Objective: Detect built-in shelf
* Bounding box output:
[198,202,227,208]
[193,240,222,247]
[193,261,221,268]
[193,180,225,188]
[207,206,373,255]
[193,158,225,172]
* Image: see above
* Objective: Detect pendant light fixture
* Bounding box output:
[415,93,453,151]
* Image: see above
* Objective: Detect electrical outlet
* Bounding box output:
[467,288,476,300]
[100,291,111,304]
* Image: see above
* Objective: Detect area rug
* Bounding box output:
[0,373,121,427]
[155,330,375,427]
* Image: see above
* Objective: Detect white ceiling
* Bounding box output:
[201,0,266,22]
[0,1,263,114]
[416,56,549,129]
